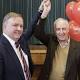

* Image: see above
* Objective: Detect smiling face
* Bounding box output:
[54,18,69,41]
[3,12,23,42]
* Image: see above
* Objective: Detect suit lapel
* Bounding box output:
[0,35,25,79]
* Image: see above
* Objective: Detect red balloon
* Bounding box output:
[73,2,80,25]
[66,1,76,20]
[69,21,80,41]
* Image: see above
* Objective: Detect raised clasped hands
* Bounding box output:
[39,0,51,19]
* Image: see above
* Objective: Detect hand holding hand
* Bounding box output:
[38,0,45,12]
[41,0,51,19]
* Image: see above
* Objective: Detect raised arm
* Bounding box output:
[33,0,51,46]
[23,0,46,41]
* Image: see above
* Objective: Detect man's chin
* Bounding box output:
[58,38,65,41]
[15,37,20,40]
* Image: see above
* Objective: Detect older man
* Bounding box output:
[34,18,80,80]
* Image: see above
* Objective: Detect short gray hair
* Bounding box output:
[54,18,69,29]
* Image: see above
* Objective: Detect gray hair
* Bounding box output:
[54,18,69,29]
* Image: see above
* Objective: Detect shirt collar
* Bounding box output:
[58,37,70,48]
[3,33,16,47]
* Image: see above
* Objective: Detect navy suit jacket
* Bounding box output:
[0,11,41,80]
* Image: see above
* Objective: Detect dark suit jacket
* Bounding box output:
[0,11,42,80]
[34,19,80,80]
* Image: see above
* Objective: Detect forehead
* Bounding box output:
[54,19,69,29]
[7,17,23,24]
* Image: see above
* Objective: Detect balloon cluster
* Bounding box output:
[66,0,80,41]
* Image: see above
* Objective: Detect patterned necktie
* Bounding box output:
[15,42,31,80]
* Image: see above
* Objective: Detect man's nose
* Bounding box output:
[17,26,22,30]
[60,29,63,33]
